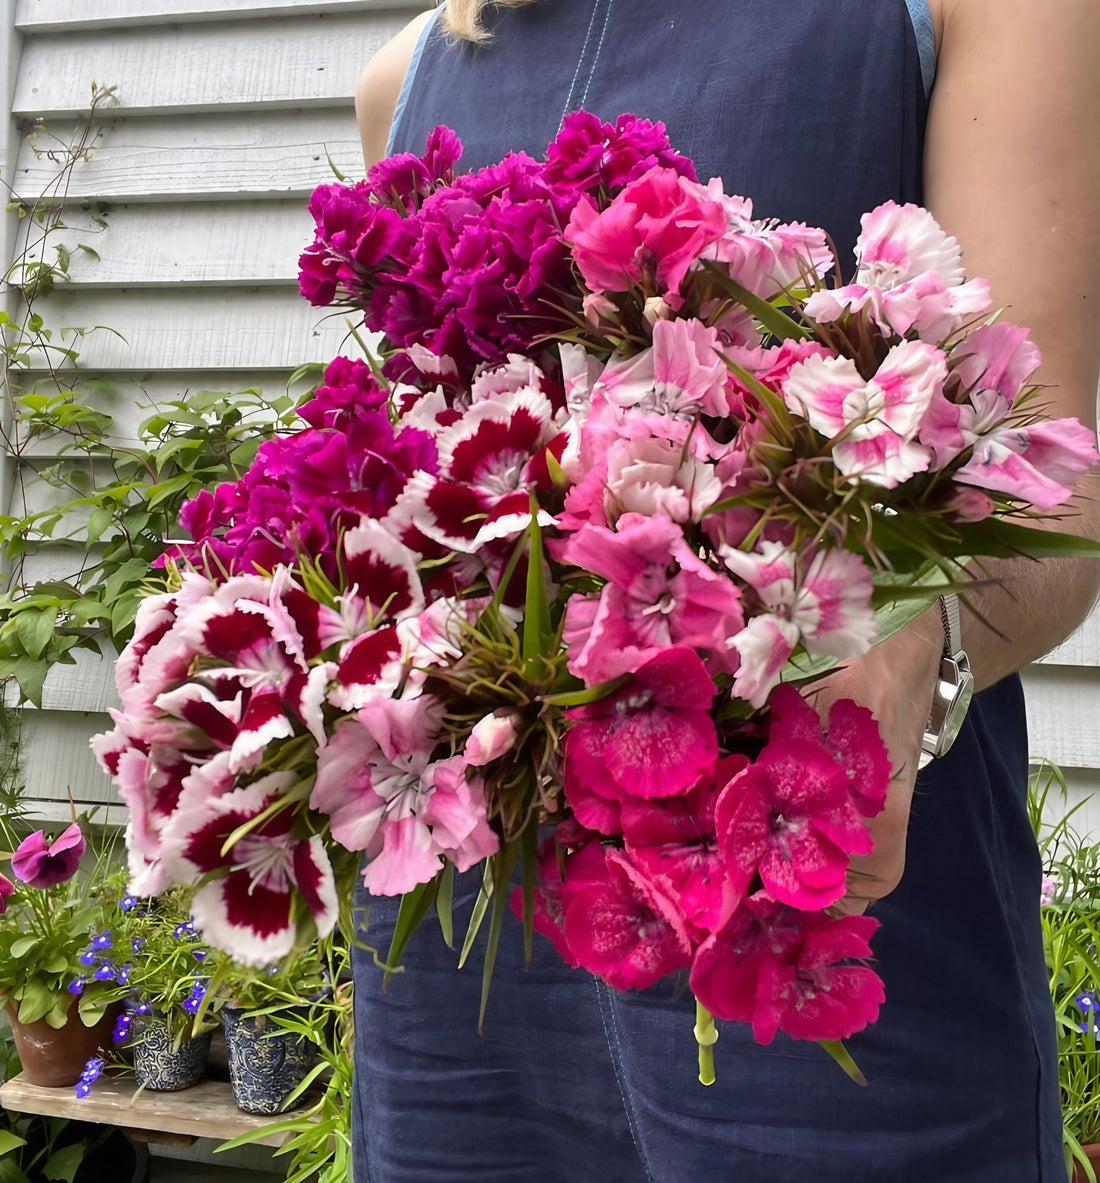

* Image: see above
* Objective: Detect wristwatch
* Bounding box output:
[918,594,974,769]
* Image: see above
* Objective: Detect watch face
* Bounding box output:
[939,674,975,754]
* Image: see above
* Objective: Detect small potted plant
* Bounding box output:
[76,886,218,1092]
[0,821,128,1086]
[206,937,331,1115]
[1031,766,1100,1182]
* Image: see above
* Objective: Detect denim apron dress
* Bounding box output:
[350,3,1065,1179]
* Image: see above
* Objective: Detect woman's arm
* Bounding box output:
[837,0,1100,904]
[355,8,436,168]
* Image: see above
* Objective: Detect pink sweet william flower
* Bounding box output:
[1040,873,1059,907]
[563,647,718,833]
[564,167,727,296]
[782,340,945,487]
[464,710,523,766]
[558,843,693,991]
[11,824,86,888]
[714,730,873,910]
[722,542,878,708]
[0,873,12,912]
[690,892,884,1044]
[561,513,743,683]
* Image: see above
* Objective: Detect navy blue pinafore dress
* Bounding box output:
[350,4,1065,1180]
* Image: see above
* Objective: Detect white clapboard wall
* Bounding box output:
[2,3,428,1171]
[2,0,431,833]
[3,6,1100,840]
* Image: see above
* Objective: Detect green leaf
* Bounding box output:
[458,864,494,971]
[522,499,551,664]
[12,658,48,708]
[15,978,55,1024]
[479,842,520,1030]
[382,877,438,988]
[952,517,1100,561]
[9,936,39,959]
[0,1131,27,1157]
[15,608,57,661]
[42,1144,84,1183]
[817,1039,867,1086]
[701,263,808,341]
[436,862,455,950]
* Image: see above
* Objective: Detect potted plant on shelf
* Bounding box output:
[1031,766,1100,1183]
[76,886,219,1092]
[205,936,332,1115]
[0,821,128,1087]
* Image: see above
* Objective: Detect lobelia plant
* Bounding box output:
[1030,763,1100,1182]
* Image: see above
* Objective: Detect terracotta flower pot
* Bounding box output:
[1072,1142,1100,1182]
[5,1000,119,1087]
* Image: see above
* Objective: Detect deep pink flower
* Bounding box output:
[714,732,872,910]
[559,845,693,990]
[690,892,884,1043]
[563,647,718,831]
[564,168,727,295]
[0,873,13,913]
[11,823,86,888]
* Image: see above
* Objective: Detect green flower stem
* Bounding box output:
[694,998,718,1086]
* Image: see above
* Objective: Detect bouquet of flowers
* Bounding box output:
[93,113,1098,1080]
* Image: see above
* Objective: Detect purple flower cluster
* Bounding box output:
[173,357,437,578]
[298,113,692,384]
[74,1055,104,1099]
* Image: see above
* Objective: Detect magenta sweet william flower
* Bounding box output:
[690,892,885,1044]
[563,647,718,833]
[564,167,727,296]
[11,823,86,888]
[296,356,391,430]
[543,110,697,197]
[0,873,13,912]
[538,840,693,991]
[366,125,462,209]
[713,724,873,911]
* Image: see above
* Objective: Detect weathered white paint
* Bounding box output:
[14,12,409,116]
[15,199,313,285]
[16,0,427,33]
[23,287,356,369]
[1037,606,1100,668]
[14,110,363,199]
[1021,664,1100,770]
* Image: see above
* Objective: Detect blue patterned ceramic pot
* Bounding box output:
[131,1012,212,1091]
[222,1006,314,1115]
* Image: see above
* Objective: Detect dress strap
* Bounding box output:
[386,5,444,156]
[904,0,937,98]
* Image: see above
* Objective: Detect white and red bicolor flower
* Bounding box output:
[395,380,564,553]
[162,773,337,966]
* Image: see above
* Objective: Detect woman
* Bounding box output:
[349,2,1100,1179]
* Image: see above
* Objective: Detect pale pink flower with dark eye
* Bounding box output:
[464,709,523,766]
[310,694,445,856]
[165,775,338,967]
[11,823,86,888]
[690,893,884,1044]
[563,647,719,829]
[560,513,743,683]
[560,846,693,991]
[714,734,871,910]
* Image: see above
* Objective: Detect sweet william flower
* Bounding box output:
[0,873,12,913]
[11,823,86,888]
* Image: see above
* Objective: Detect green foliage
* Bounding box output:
[1031,763,1100,1180]
[202,935,330,1015]
[216,941,354,1183]
[0,829,127,1028]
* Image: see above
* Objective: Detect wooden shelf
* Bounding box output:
[0,1072,299,1148]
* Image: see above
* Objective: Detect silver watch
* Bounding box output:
[918,594,974,769]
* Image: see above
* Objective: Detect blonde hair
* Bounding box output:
[440,0,536,44]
